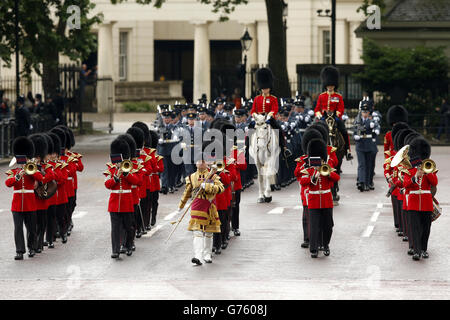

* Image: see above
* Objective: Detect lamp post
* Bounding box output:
[15,0,20,99]
[240,28,252,100]
[282,0,288,63]
[317,0,336,66]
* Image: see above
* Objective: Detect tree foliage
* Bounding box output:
[0,0,102,96]
[357,0,386,16]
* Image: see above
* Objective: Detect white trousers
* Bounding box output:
[193,231,213,260]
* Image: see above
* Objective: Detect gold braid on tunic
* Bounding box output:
[178,169,224,233]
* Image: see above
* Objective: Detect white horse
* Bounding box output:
[249,113,281,203]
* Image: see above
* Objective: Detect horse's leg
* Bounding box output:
[257,162,265,203]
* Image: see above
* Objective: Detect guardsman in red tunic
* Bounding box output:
[5,137,44,260]
[213,158,231,254]
[231,145,247,236]
[149,130,164,226]
[300,138,340,258]
[249,67,291,158]
[403,138,437,261]
[314,66,353,161]
[105,139,139,259]
[294,155,310,248]
[384,105,408,159]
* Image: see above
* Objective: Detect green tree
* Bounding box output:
[0,0,102,98]
[357,0,386,16]
[111,0,291,98]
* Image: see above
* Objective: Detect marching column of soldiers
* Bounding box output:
[5,125,83,260]
[383,105,439,261]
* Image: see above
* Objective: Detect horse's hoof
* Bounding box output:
[257,198,265,203]
[264,196,272,203]
[333,201,339,206]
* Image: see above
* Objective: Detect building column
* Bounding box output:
[349,21,363,64]
[192,21,210,103]
[97,22,115,113]
[336,19,349,64]
[242,22,258,98]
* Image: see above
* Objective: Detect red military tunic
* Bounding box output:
[250,95,278,116]
[384,131,394,159]
[35,163,56,211]
[61,154,77,198]
[294,156,309,207]
[327,146,338,168]
[403,169,437,212]
[231,148,247,191]
[54,162,69,205]
[69,151,84,190]
[47,160,60,207]
[5,168,44,212]
[137,150,153,199]
[215,169,231,211]
[314,92,344,119]
[104,166,139,213]
[300,167,340,209]
[144,147,160,192]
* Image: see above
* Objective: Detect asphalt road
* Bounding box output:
[0,136,449,300]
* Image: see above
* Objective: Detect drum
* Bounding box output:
[432,198,442,222]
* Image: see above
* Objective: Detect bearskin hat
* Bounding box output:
[394,128,414,151]
[404,131,422,146]
[307,138,328,161]
[28,134,48,160]
[301,128,323,155]
[51,127,67,152]
[409,137,431,163]
[387,105,408,126]
[117,134,137,159]
[12,136,35,159]
[56,125,74,149]
[309,123,328,143]
[149,130,159,149]
[321,66,340,89]
[132,121,151,147]
[110,138,130,160]
[47,132,61,155]
[126,127,144,149]
[256,67,274,90]
[41,133,54,155]
[391,122,409,140]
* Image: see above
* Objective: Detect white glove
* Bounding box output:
[354,135,361,141]
[173,135,178,141]
[56,118,60,123]
[295,115,300,120]
[244,127,249,133]
[342,114,349,121]
[281,125,286,130]
[290,123,296,129]
[375,129,380,135]
[180,142,187,149]
[373,116,380,122]
[370,122,375,128]
[223,112,228,117]
[299,115,304,121]
[305,116,310,122]
[201,182,206,189]
[29,124,33,130]
[158,138,163,143]
[308,110,314,116]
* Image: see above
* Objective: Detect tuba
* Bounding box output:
[391,145,411,169]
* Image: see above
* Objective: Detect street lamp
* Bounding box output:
[317,0,336,66]
[15,0,20,99]
[240,28,252,100]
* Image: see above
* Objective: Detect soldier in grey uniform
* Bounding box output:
[157,110,178,194]
[179,113,203,178]
[353,101,380,192]
[214,98,227,119]
[197,106,210,132]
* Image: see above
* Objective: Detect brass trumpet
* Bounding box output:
[214,160,225,172]
[120,159,133,173]
[421,159,436,174]
[319,163,332,176]
[24,161,38,175]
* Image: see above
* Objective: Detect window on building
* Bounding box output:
[323,30,331,64]
[119,32,128,81]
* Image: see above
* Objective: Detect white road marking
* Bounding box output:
[143,225,163,238]
[164,210,180,221]
[362,226,374,238]
[72,211,88,219]
[377,203,383,209]
[0,209,5,213]
[371,212,380,223]
[268,207,284,214]
[292,205,302,210]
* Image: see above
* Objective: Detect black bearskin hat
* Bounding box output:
[28,133,48,160]
[394,128,414,151]
[409,137,431,163]
[117,134,137,159]
[307,138,328,161]
[404,131,422,146]
[387,105,408,126]
[47,132,61,155]
[51,127,67,151]
[56,125,74,149]
[126,127,144,149]
[391,122,409,140]
[301,128,323,155]
[149,130,159,149]
[310,123,328,143]
[12,136,35,159]
[132,121,151,147]
[321,66,339,89]
[256,67,274,89]
[41,133,54,155]
[110,138,130,160]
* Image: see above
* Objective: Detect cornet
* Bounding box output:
[24,160,38,175]
[120,159,133,173]
[319,163,332,177]
[421,159,436,174]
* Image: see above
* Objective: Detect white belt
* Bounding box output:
[308,189,331,195]
[131,186,137,189]
[111,190,132,194]
[151,173,158,176]
[67,177,73,181]
[410,190,431,195]
[14,189,34,194]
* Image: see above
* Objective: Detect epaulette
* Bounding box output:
[149,148,156,154]
[6,170,14,176]
[384,150,391,155]
[45,163,52,170]
[61,163,68,169]
[106,162,114,168]
[144,155,152,162]
[270,94,277,99]
[103,170,111,176]
[295,157,302,162]
[301,169,309,175]
[54,163,62,169]
[157,155,164,161]
[137,164,144,170]
[335,92,342,97]
[384,158,392,165]
[331,147,337,153]
[232,146,238,150]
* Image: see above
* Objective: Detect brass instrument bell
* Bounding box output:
[319,163,332,177]
[24,161,38,175]
[120,159,133,173]
[421,159,436,174]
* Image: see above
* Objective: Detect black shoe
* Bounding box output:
[357,183,363,191]
[151,216,156,226]
[270,185,275,192]
[120,246,126,254]
[191,258,202,265]
[402,236,408,242]
[264,196,272,203]
[233,229,241,236]
[397,231,403,237]
[28,250,35,258]
[69,223,74,231]
[145,226,151,231]
[62,235,68,243]
[311,251,318,258]
[346,153,353,161]
[422,251,429,259]
[221,241,228,250]
[111,253,120,259]
[142,229,148,235]
[412,253,420,261]
[67,230,71,236]
[36,248,42,254]
[169,187,174,194]
[43,241,48,247]
[369,183,375,190]
[274,185,281,191]
[323,246,330,256]
[363,184,370,192]
[214,247,221,254]
[407,248,414,256]
[15,253,23,260]
[126,249,133,256]
[48,243,54,249]
[226,234,231,241]
[136,232,142,238]
[318,246,324,251]
[55,232,60,238]
[395,228,400,233]
[301,241,309,248]
[131,244,136,251]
